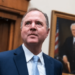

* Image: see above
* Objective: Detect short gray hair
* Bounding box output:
[70,23,75,30]
[21,8,49,29]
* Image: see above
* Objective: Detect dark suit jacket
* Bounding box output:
[0,45,63,75]
[60,36,75,72]
[61,37,73,61]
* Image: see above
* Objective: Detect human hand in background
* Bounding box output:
[63,56,71,73]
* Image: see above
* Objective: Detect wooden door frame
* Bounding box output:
[0,9,24,50]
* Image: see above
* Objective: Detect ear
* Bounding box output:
[20,26,22,31]
[45,28,50,38]
[47,28,50,35]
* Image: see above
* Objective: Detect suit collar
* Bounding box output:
[43,53,54,75]
[13,46,54,75]
[13,45,29,75]
[22,43,44,65]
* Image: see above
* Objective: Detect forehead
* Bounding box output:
[23,10,46,21]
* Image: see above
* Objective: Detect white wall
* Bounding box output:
[28,0,75,55]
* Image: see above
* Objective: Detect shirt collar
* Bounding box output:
[22,43,44,65]
[73,37,75,43]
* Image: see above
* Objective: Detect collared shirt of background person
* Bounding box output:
[0,8,63,75]
[60,23,75,74]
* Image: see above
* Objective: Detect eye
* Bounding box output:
[25,21,31,25]
[36,21,42,25]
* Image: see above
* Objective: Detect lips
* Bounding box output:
[28,33,38,36]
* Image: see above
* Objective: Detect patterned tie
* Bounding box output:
[32,56,39,75]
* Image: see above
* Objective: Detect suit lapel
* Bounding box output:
[71,37,73,49]
[43,53,54,75]
[13,46,29,75]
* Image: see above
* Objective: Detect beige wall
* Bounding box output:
[28,0,75,55]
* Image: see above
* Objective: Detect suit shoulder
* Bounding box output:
[43,53,63,75]
[66,36,73,41]
[44,54,63,71]
[0,45,22,59]
[0,45,22,57]
[43,53,62,66]
[0,49,15,58]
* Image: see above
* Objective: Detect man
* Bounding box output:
[0,8,63,75]
[61,23,75,73]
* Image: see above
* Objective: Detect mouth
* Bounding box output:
[28,33,38,36]
[28,34,38,37]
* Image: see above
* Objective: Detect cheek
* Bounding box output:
[21,27,28,34]
[21,31,24,38]
[72,31,75,34]
[21,30,27,38]
[72,32,75,36]
[39,30,48,38]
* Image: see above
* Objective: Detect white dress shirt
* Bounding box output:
[22,43,46,75]
[73,37,75,44]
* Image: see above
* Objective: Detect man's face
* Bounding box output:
[71,25,75,37]
[21,10,49,45]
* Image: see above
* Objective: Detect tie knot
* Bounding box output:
[33,56,39,62]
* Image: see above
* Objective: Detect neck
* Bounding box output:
[24,43,42,55]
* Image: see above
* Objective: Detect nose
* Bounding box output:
[30,22,36,31]
[31,22,36,27]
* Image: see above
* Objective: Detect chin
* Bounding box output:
[28,41,38,44]
[27,39,38,42]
